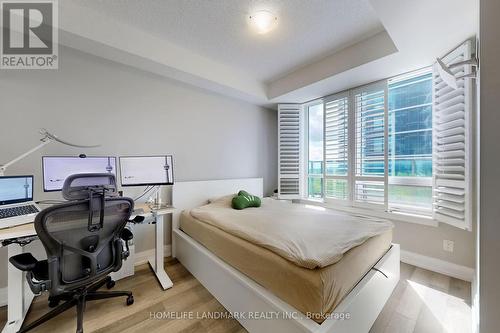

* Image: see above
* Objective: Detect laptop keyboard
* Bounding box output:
[0,205,39,219]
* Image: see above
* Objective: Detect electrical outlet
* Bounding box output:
[443,240,454,252]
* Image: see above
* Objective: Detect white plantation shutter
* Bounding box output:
[432,40,473,230]
[324,93,350,200]
[353,82,387,207]
[278,104,303,199]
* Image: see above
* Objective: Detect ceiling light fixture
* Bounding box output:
[249,10,278,34]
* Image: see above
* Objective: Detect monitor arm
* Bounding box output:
[0,129,100,176]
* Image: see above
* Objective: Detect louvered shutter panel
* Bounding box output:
[353,82,387,207]
[278,104,303,199]
[324,93,349,200]
[432,40,473,230]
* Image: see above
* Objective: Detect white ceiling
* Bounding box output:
[71,0,384,83]
[59,0,478,107]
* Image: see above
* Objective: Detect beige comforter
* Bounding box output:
[190,197,393,269]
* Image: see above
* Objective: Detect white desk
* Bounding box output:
[0,203,174,333]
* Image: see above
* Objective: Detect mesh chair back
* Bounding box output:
[34,174,133,294]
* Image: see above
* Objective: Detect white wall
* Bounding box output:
[479,0,500,331]
[392,220,475,267]
[0,46,277,288]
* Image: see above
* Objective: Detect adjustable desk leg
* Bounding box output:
[148,213,173,290]
[2,244,34,333]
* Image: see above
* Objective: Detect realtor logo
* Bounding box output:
[1,0,58,69]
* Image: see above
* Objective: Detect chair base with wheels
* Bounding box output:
[17,275,133,333]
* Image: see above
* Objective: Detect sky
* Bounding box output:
[308,104,323,162]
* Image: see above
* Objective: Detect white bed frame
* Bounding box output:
[172,178,400,333]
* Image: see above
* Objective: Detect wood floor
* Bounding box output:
[0,260,471,333]
[370,262,471,333]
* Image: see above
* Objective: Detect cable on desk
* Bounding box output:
[134,185,156,201]
[2,236,37,247]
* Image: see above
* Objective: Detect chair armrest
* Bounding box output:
[121,228,133,242]
[9,253,38,271]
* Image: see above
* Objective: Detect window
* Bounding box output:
[307,102,323,198]
[280,40,473,228]
[306,69,434,217]
[388,71,433,214]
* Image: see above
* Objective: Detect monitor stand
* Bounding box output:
[150,186,169,210]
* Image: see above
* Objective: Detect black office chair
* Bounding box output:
[9,173,138,333]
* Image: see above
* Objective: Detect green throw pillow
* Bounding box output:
[231,190,261,210]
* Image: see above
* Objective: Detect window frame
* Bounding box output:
[303,69,436,224]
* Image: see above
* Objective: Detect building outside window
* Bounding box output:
[388,71,433,213]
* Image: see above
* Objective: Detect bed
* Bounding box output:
[172,178,400,333]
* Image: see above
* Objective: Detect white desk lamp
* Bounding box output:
[0,128,100,176]
[436,57,478,90]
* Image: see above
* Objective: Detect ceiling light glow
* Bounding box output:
[249,10,277,34]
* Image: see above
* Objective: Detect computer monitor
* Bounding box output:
[0,175,34,206]
[119,155,174,186]
[42,156,117,192]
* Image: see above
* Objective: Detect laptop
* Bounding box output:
[0,175,40,229]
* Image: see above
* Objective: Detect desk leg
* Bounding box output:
[2,245,34,333]
[148,214,173,290]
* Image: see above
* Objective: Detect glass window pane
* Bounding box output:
[389,185,433,211]
[308,103,324,198]
[388,71,433,211]
[388,71,433,177]
[308,177,323,199]
[325,179,348,200]
[308,103,323,175]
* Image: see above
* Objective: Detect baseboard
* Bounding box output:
[0,287,7,307]
[134,245,172,266]
[400,250,474,282]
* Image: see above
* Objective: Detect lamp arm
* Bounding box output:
[0,139,52,176]
[0,129,101,176]
[40,129,100,148]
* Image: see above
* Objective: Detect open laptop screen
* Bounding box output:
[0,176,34,206]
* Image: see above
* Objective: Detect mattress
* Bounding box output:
[180,211,392,323]
[190,197,393,269]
